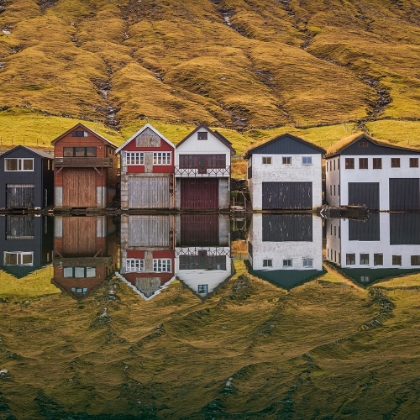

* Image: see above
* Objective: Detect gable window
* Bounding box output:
[411,256,420,266]
[360,276,370,283]
[346,254,355,265]
[410,158,419,168]
[373,158,382,169]
[302,156,312,165]
[197,132,208,140]
[359,158,368,169]
[359,141,368,148]
[4,251,33,266]
[283,259,292,267]
[392,255,402,266]
[153,152,171,165]
[263,259,272,267]
[391,158,400,168]
[125,152,144,165]
[282,157,291,164]
[198,284,208,293]
[303,258,313,268]
[153,259,171,272]
[72,131,88,137]
[5,158,34,172]
[360,254,369,265]
[63,147,96,157]
[126,259,145,272]
[374,253,383,266]
[345,158,354,169]
[262,157,272,165]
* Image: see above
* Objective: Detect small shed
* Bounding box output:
[0,146,54,210]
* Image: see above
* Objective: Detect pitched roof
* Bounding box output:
[51,123,117,148]
[1,145,53,159]
[326,132,420,158]
[115,123,175,153]
[176,124,236,154]
[244,133,326,159]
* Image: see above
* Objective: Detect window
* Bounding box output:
[373,158,382,169]
[346,254,355,265]
[262,157,272,165]
[4,251,33,266]
[282,157,291,164]
[71,287,88,294]
[333,185,336,196]
[359,158,368,169]
[345,158,354,169]
[392,255,402,266]
[334,226,336,237]
[63,147,96,157]
[374,254,383,266]
[263,259,272,267]
[283,259,292,267]
[153,259,171,272]
[153,152,171,165]
[360,254,369,265]
[5,158,34,172]
[126,259,144,272]
[302,156,312,165]
[338,184,340,196]
[198,284,208,293]
[180,155,225,169]
[391,158,400,168]
[411,256,420,266]
[197,132,208,140]
[330,185,332,196]
[303,258,313,268]
[63,267,96,278]
[360,276,370,283]
[126,152,144,165]
[338,159,340,170]
[338,226,341,238]
[359,141,368,148]
[410,158,419,168]
[72,130,88,137]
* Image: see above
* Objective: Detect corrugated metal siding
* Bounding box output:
[6,184,35,208]
[390,213,420,244]
[250,135,323,155]
[262,182,312,210]
[348,182,379,210]
[180,178,219,210]
[128,176,171,209]
[180,214,219,246]
[389,178,420,211]
[63,168,96,207]
[262,214,312,242]
[349,213,380,241]
[128,216,171,248]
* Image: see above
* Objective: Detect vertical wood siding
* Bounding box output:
[128,177,171,209]
[62,168,97,207]
[180,178,219,210]
[128,216,171,248]
[348,182,379,210]
[389,178,420,211]
[262,182,312,210]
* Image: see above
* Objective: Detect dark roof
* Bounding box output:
[51,123,117,148]
[326,132,420,158]
[244,133,326,159]
[176,124,236,154]
[0,145,53,160]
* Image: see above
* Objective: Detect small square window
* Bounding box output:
[282,157,291,164]
[359,158,368,169]
[360,276,370,283]
[411,256,420,266]
[392,255,402,266]
[262,157,272,165]
[198,284,208,293]
[302,156,312,165]
[283,259,292,267]
[359,141,368,147]
[373,158,382,169]
[374,254,383,266]
[391,158,400,168]
[303,258,313,268]
[410,158,419,168]
[197,132,208,140]
[263,259,272,267]
[345,158,354,169]
[360,254,369,265]
[346,254,355,265]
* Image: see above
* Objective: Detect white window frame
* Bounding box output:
[303,258,313,268]
[4,251,33,266]
[262,156,272,165]
[153,259,171,272]
[302,156,312,165]
[126,259,145,272]
[153,152,171,165]
[125,152,144,165]
[4,158,34,172]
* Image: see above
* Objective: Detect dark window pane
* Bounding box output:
[392,255,402,266]
[391,158,400,168]
[5,159,18,171]
[345,158,354,169]
[360,254,369,265]
[74,147,85,157]
[410,158,419,168]
[374,253,383,266]
[86,147,96,157]
[198,132,208,140]
[359,158,368,169]
[373,158,382,169]
[63,147,74,157]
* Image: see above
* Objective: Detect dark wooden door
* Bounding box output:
[180,178,219,210]
[348,182,379,210]
[262,182,312,210]
[6,184,35,208]
[180,214,219,245]
[62,217,97,256]
[63,169,96,207]
[389,178,420,210]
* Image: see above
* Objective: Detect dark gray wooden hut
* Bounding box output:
[0,146,54,210]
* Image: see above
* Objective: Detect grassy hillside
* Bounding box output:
[1,0,420,153]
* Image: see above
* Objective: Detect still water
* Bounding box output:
[0,213,420,419]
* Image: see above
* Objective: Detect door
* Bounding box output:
[262,182,312,210]
[62,217,97,256]
[180,214,219,245]
[348,182,379,210]
[389,178,420,210]
[63,169,96,207]
[128,177,171,208]
[6,184,35,208]
[180,178,219,210]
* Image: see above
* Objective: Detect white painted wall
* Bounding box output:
[325,157,340,207]
[248,153,323,210]
[248,214,323,271]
